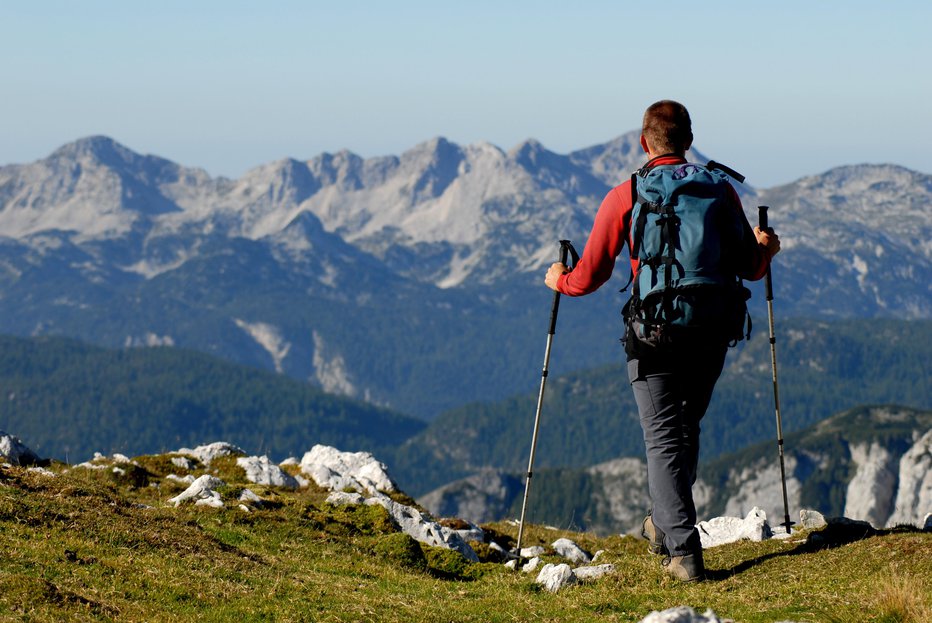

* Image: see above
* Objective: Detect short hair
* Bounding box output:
[642,100,693,155]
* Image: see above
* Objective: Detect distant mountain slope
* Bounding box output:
[0,135,929,421]
[388,318,932,496]
[0,335,425,462]
[420,405,932,536]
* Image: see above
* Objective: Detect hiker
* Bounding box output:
[544,100,780,582]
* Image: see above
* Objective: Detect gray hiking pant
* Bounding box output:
[627,343,728,555]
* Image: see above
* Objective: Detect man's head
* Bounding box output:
[640,100,693,157]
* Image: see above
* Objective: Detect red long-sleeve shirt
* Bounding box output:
[557,156,770,296]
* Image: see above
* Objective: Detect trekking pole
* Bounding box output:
[758,206,794,535]
[514,240,576,566]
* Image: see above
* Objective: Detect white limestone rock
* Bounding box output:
[638,607,725,623]
[844,441,898,527]
[799,509,828,530]
[521,556,541,573]
[0,431,43,466]
[574,563,616,581]
[171,456,195,470]
[536,563,577,593]
[720,455,802,527]
[168,475,226,507]
[520,545,545,558]
[551,538,592,564]
[176,442,246,466]
[698,506,772,549]
[237,455,299,489]
[300,444,396,494]
[886,429,932,528]
[326,491,366,506]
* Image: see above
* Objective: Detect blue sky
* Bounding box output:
[2,1,930,187]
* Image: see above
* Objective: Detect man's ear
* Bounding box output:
[639,134,650,154]
[684,132,693,152]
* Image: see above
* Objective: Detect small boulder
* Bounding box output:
[176,442,245,466]
[638,606,725,623]
[551,538,592,564]
[237,455,299,489]
[300,445,396,494]
[168,475,226,507]
[574,564,616,581]
[800,508,828,530]
[0,431,44,466]
[698,507,772,548]
[536,563,576,593]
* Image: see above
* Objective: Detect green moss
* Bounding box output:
[304,502,397,537]
[372,533,427,571]
[423,547,473,581]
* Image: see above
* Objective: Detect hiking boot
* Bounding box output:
[641,514,668,555]
[661,552,705,582]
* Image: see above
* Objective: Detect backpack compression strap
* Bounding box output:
[706,160,746,184]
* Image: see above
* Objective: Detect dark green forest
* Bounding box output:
[0,335,425,462]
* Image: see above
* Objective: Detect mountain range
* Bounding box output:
[1,134,930,420]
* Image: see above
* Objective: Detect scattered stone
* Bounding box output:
[698,507,771,548]
[168,475,226,508]
[638,606,725,623]
[536,563,576,593]
[112,466,126,476]
[112,453,133,464]
[237,455,299,489]
[300,445,396,494]
[520,545,545,558]
[171,456,195,470]
[574,564,616,581]
[176,442,246,466]
[522,556,541,573]
[551,538,592,564]
[799,509,827,530]
[326,491,366,506]
[592,549,605,562]
[504,559,517,570]
[27,466,55,477]
[239,488,262,503]
[0,431,44,466]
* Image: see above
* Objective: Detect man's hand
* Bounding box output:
[545,262,568,291]
[754,226,781,258]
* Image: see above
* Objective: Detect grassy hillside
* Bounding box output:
[1,456,929,622]
[389,318,932,495]
[0,335,425,462]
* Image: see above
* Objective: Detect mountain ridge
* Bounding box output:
[1,134,930,418]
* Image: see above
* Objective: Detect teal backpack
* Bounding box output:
[621,159,752,354]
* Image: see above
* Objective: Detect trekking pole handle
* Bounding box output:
[758,206,774,301]
[546,243,570,335]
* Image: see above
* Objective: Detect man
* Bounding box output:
[544,100,780,581]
